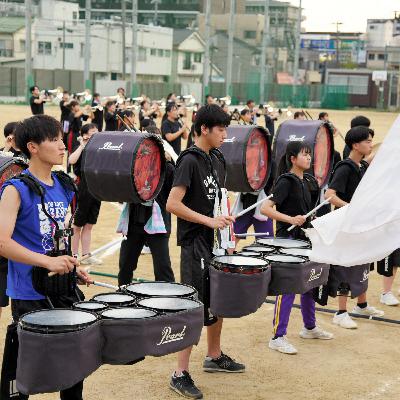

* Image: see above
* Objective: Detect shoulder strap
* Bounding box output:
[52,170,78,195]
[329,159,357,184]
[14,173,45,197]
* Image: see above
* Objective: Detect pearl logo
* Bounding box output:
[98,142,124,151]
[287,135,305,142]
[360,270,369,283]
[308,268,322,282]
[157,326,186,346]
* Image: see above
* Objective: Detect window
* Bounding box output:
[20,39,25,52]
[72,11,77,19]
[244,30,256,39]
[60,42,74,49]
[150,48,156,56]
[378,54,385,60]
[369,25,375,30]
[80,43,84,58]
[38,41,52,55]
[328,74,368,95]
[138,46,147,61]
[158,49,164,57]
[183,52,191,70]
[368,53,375,60]
[111,72,118,81]
[165,49,171,57]
[194,53,202,63]
[0,39,13,57]
[216,29,227,35]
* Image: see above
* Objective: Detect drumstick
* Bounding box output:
[232,194,273,218]
[48,237,126,277]
[234,232,271,237]
[89,280,119,290]
[287,197,332,232]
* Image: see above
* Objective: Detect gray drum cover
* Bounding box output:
[268,261,330,295]
[100,303,204,364]
[16,322,102,395]
[209,265,271,318]
[328,265,369,298]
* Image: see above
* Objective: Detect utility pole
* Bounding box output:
[152,0,161,26]
[62,20,66,70]
[25,0,33,101]
[226,0,235,96]
[293,0,302,85]
[121,0,126,80]
[333,21,343,66]
[130,0,138,97]
[260,0,270,103]
[84,0,91,90]
[202,0,211,101]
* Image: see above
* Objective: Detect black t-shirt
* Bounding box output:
[173,148,226,246]
[59,100,70,122]
[71,142,83,178]
[105,112,118,131]
[273,174,313,239]
[329,159,369,204]
[162,119,182,155]
[68,112,89,135]
[139,109,157,130]
[91,101,104,131]
[30,96,44,115]
[265,115,277,137]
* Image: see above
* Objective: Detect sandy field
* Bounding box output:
[0,105,399,400]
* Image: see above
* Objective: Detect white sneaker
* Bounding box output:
[268,336,297,355]
[299,326,334,340]
[352,305,384,317]
[80,254,103,265]
[141,245,151,254]
[380,292,400,306]
[332,312,358,329]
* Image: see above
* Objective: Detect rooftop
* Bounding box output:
[0,17,25,34]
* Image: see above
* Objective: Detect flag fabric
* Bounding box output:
[307,115,400,267]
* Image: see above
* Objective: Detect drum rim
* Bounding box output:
[123,281,196,297]
[256,237,310,249]
[100,306,158,319]
[264,254,307,263]
[19,308,99,332]
[242,245,275,253]
[211,254,270,267]
[73,300,109,311]
[279,248,311,257]
[137,296,203,312]
[91,292,136,305]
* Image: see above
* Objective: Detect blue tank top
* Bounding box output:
[0,170,74,300]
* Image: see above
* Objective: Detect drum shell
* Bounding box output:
[209,261,271,318]
[273,120,334,187]
[220,125,272,192]
[81,131,166,203]
[0,155,28,190]
[17,314,102,395]
[268,261,330,295]
[328,264,369,298]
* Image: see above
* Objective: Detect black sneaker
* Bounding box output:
[203,352,245,373]
[169,371,203,399]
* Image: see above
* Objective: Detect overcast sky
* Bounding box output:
[291,0,400,33]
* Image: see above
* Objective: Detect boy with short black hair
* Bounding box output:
[342,115,371,159]
[0,114,90,398]
[326,125,384,329]
[1,122,23,158]
[29,86,46,115]
[167,104,245,399]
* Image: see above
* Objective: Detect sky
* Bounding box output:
[290,0,400,33]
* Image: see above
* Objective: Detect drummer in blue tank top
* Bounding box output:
[0,115,90,399]
[261,141,333,355]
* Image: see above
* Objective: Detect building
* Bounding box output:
[0,16,25,63]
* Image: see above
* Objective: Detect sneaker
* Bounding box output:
[352,305,384,317]
[380,292,400,306]
[268,336,297,354]
[299,326,334,340]
[169,371,203,399]
[203,352,245,373]
[87,256,103,265]
[332,312,358,329]
[141,245,151,255]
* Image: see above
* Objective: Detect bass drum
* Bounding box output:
[82,131,166,203]
[0,155,28,190]
[273,120,334,187]
[220,125,271,192]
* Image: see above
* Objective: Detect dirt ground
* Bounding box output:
[0,105,399,400]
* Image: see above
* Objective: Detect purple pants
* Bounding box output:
[234,212,274,237]
[272,291,316,337]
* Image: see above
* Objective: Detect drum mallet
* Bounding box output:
[48,237,126,277]
[234,232,271,237]
[232,194,273,219]
[287,197,332,232]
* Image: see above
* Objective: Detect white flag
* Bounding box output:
[307,115,400,266]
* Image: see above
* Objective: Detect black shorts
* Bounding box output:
[377,249,400,277]
[73,183,101,227]
[0,258,9,308]
[180,237,218,327]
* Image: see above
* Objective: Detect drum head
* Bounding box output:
[313,125,332,187]
[20,309,97,332]
[236,251,262,257]
[101,307,157,319]
[73,301,108,312]
[265,254,305,264]
[125,282,195,297]
[242,245,275,254]
[92,292,135,306]
[134,137,162,201]
[138,297,201,312]
[257,238,309,249]
[280,248,311,257]
[246,128,269,191]
[0,157,27,190]
[213,255,269,267]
